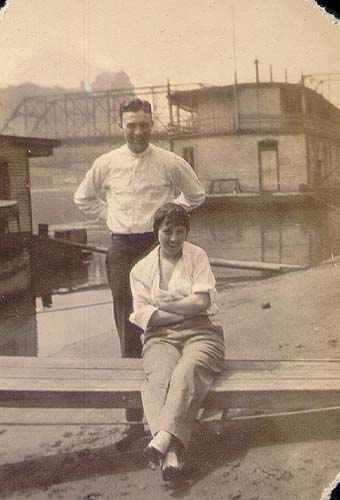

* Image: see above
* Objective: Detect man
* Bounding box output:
[74,97,205,359]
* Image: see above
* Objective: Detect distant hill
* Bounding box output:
[92,70,134,92]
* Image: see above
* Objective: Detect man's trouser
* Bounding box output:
[106,232,156,421]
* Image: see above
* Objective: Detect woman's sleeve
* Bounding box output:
[129,268,158,332]
[191,249,218,304]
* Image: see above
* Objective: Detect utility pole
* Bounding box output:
[255,60,260,120]
[167,79,174,152]
[255,59,260,84]
[167,79,174,127]
[230,0,239,131]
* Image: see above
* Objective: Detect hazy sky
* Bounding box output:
[1,0,340,101]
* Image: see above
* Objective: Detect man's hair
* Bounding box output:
[119,98,152,122]
[153,203,190,237]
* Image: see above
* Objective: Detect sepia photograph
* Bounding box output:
[0,1,340,499]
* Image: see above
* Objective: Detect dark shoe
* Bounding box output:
[162,465,184,482]
[143,445,163,469]
[161,447,184,481]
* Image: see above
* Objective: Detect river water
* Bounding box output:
[1,186,340,357]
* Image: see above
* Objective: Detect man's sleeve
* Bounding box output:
[172,155,206,211]
[74,158,108,220]
[129,269,158,332]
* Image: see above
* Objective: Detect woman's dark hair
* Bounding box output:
[153,203,190,237]
[119,98,152,122]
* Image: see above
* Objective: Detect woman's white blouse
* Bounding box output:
[129,241,219,331]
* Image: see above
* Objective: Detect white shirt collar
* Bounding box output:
[124,143,152,159]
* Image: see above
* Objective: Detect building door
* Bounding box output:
[261,227,282,263]
[0,162,10,199]
[258,140,279,192]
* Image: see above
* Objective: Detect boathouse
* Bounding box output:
[0,135,60,234]
[168,82,340,194]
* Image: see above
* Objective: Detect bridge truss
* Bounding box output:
[0,83,204,144]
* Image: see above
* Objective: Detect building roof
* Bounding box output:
[169,81,340,118]
[0,135,61,157]
[169,81,298,106]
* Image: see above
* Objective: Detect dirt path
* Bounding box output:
[0,261,339,500]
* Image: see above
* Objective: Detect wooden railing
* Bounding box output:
[168,113,340,138]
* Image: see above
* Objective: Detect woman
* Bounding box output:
[129,203,225,481]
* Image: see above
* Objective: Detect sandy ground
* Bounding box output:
[0,260,340,500]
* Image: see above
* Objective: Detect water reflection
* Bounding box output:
[33,259,90,305]
[0,255,115,357]
[2,190,340,357]
[0,292,37,356]
[191,208,340,268]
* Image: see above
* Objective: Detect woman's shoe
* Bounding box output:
[161,448,184,481]
[162,465,184,481]
[143,445,163,470]
[144,430,173,469]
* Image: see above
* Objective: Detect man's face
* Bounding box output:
[120,110,153,153]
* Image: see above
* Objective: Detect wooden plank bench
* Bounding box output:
[0,357,340,417]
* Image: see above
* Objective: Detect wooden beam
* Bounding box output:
[208,257,305,272]
[46,237,306,272]
[0,358,339,412]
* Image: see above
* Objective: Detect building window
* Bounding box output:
[182,146,195,170]
[0,162,10,199]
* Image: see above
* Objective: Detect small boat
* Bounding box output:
[0,200,31,301]
[203,191,321,211]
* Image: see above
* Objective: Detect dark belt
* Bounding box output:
[111,231,154,242]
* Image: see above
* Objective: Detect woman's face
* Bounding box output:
[158,220,188,258]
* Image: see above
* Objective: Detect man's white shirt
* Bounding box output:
[74,143,205,234]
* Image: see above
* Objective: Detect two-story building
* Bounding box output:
[168,82,340,197]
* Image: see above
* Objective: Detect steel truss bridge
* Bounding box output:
[2,75,339,145]
[0,83,204,145]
